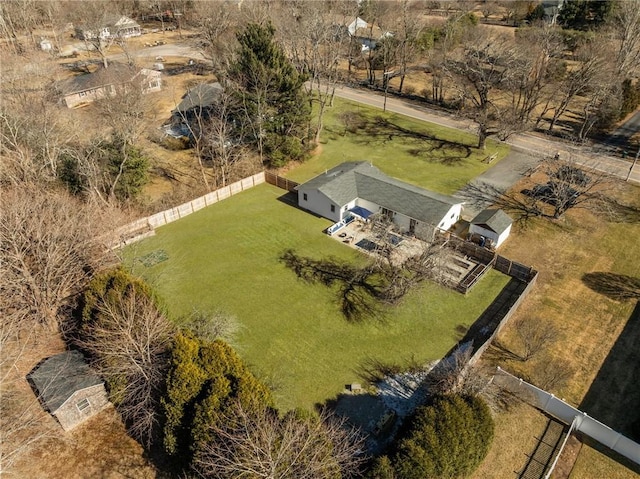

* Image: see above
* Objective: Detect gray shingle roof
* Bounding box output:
[29,351,103,413]
[174,82,223,114]
[57,63,139,96]
[299,162,461,225]
[470,209,513,235]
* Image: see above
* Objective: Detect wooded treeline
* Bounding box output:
[1,1,639,477]
[2,0,639,207]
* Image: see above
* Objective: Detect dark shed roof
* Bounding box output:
[29,351,103,413]
[470,208,513,235]
[298,162,461,225]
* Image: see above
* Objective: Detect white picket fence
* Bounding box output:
[495,367,640,465]
[115,172,266,246]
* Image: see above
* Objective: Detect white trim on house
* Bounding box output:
[297,162,464,240]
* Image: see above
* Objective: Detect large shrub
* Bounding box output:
[391,394,494,479]
[161,331,273,468]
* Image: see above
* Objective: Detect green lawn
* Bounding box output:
[126,184,510,411]
[286,98,510,194]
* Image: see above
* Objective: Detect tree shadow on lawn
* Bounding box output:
[328,112,473,165]
[591,195,640,224]
[582,272,640,301]
[578,301,640,472]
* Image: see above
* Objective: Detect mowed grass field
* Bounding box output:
[284,98,511,194]
[125,184,510,411]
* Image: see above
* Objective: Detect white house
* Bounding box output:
[57,63,162,108]
[469,208,513,248]
[76,15,141,40]
[346,16,390,52]
[296,162,463,241]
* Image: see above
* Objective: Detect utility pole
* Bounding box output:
[383,70,394,112]
[626,147,640,182]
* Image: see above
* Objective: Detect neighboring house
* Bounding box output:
[75,15,141,40]
[345,16,389,52]
[28,350,110,431]
[469,208,513,248]
[168,82,224,138]
[296,162,463,241]
[57,63,162,108]
[173,82,223,120]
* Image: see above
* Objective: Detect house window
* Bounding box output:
[303,193,308,201]
[76,398,90,412]
[330,205,335,213]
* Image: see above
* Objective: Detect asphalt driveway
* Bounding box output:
[454,148,541,218]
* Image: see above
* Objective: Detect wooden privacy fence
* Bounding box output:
[495,368,640,467]
[494,255,537,282]
[264,171,299,193]
[467,271,538,365]
[449,235,538,283]
[113,172,266,247]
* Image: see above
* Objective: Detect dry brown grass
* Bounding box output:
[569,445,640,479]
[4,331,155,479]
[472,402,549,479]
[471,179,640,478]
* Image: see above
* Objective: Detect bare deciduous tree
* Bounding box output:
[76,286,175,447]
[426,346,516,412]
[0,186,119,331]
[0,308,56,473]
[275,0,354,144]
[93,66,152,201]
[513,317,559,361]
[609,0,640,78]
[444,30,522,148]
[0,53,77,185]
[194,402,365,479]
[184,307,240,343]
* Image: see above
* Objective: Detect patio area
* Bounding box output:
[328,219,424,263]
[328,219,481,288]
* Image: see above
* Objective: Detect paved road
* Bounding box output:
[102,41,640,185]
[606,109,640,150]
[332,84,640,185]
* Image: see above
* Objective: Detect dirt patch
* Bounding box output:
[553,435,583,479]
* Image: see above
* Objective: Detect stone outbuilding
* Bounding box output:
[469,208,513,248]
[28,350,110,431]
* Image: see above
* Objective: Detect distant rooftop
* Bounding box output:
[57,62,140,95]
[174,82,223,114]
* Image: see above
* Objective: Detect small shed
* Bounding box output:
[28,350,110,431]
[469,209,513,248]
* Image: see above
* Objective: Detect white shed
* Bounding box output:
[469,209,513,248]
